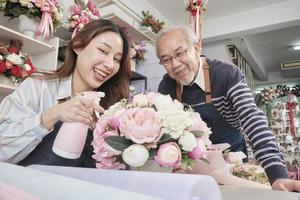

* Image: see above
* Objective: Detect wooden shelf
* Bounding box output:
[0,83,15,96]
[98,3,157,43]
[0,25,55,54]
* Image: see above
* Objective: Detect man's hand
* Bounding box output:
[272,179,300,192]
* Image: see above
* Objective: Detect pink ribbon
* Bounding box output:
[286,101,297,139]
[71,26,79,39]
[35,5,53,41]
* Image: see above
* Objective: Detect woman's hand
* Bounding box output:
[41,95,104,130]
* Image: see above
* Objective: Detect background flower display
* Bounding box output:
[1,0,63,40]
[129,41,148,64]
[92,92,212,170]
[255,84,300,106]
[141,11,165,34]
[0,39,36,83]
[67,0,100,38]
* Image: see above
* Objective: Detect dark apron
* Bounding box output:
[192,102,248,160]
[18,121,95,167]
[178,58,248,161]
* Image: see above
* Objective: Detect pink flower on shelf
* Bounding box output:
[71,4,82,15]
[119,107,163,144]
[68,0,101,38]
[154,142,181,168]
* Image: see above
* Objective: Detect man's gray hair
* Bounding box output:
[155,25,198,57]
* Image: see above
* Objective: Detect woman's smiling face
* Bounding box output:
[73,31,123,92]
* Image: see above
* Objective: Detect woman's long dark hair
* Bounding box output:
[35,19,131,109]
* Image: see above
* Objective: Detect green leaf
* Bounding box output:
[149,148,157,159]
[191,130,204,137]
[159,134,172,143]
[104,136,133,151]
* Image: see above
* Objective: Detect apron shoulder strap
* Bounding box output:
[175,58,212,103]
[176,82,182,102]
[203,59,212,103]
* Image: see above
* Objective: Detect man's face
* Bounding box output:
[157,29,200,85]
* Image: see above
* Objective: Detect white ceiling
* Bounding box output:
[146,0,300,86]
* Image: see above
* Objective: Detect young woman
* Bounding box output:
[0,19,131,167]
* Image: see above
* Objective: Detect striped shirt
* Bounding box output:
[158,58,288,184]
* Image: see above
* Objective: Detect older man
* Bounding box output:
[156,26,300,192]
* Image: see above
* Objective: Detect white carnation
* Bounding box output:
[6,53,22,65]
[122,144,149,167]
[0,55,3,60]
[160,109,191,139]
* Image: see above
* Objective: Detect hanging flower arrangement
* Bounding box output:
[1,0,63,40]
[141,11,165,34]
[130,41,148,64]
[67,0,101,38]
[185,0,208,16]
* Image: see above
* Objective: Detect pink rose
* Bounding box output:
[188,138,207,159]
[87,1,96,11]
[187,112,212,147]
[71,4,82,15]
[107,107,126,129]
[95,157,126,170]
[119,107,162,144]
[154,142,181,168]
[92,130,121,157]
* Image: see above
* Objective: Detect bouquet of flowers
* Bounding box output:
[232,164,270,186]
[68,0,100,38]
[1,0,63,40]
[129,41,148,64]
[0,39,36,83]
[92,92,212,170]
[141,11,165,34]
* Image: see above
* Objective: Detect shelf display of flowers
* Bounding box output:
[1,0,63,39]
[255,84,300,106]
[92,92,212,170]
[68,0,100,38]
[129,41,148,64]
[141,11,165,34]
[0,39,36,84]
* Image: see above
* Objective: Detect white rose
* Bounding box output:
[122,144,149,167]
[132,94,148,107]
[178,131,197,151]
[153,94,173,111]
[19,0,30,6]
[6,53,22,65]
[24,64,32,71]
[0,55,3,60]
[102,102,125,118]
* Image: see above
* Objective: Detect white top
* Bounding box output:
[0,76,72,163]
